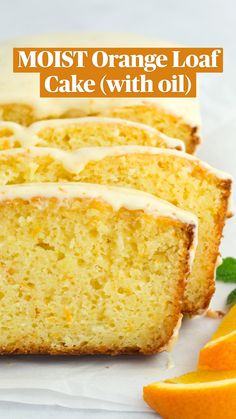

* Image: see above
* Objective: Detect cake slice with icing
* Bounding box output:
[0,145,231,314]
[0,182,197,355]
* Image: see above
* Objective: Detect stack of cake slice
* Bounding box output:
[0,34,232,355]
[0,118,184,151]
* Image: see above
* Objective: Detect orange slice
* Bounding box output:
[143,370,236,419]
[198,304,236,370]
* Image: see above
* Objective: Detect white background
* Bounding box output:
[0,0,235,418]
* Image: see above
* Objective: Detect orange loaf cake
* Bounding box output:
[0,117,185,151]
[0,34,201,153]
[0,146,231,314]
[0,183,197,355]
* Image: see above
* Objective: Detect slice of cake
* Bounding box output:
[0,182,197,355]
[0,117,185,151]
[0,33,201,153]
[0,146,231,314]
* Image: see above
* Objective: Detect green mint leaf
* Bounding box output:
[227,288,236,306]
[216,257,236,283]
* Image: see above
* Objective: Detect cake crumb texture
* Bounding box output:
[0,104,198,153]
[0,194,193,355]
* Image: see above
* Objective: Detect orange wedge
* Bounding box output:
[198,304,236,370]
[143,370,236,419]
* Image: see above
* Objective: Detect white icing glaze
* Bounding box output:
[0,182,199,270]
[0,145,232,182]
[0,121,25,133]
[0,33,201,128]
[30,117,185,150]
[166,352,175,368]
[0,117,185,151]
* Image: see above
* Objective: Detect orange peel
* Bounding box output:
[143,370,236,419]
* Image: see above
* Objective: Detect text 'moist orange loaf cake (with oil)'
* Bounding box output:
[0,182,197,355]
[0,117,185,151]
[0,146,231,314]
[0,33,201,153]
